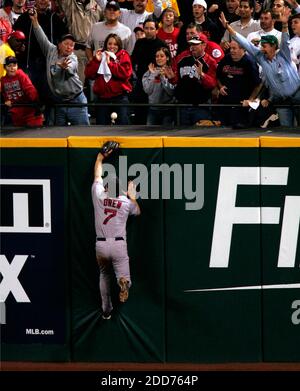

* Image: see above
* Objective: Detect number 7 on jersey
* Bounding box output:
[103,208,117,225]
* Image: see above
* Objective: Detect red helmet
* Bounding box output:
[9,30,26,40]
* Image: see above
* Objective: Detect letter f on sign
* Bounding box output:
[0,255,30,302]
[210,167,289,267]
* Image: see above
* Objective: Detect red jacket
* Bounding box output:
[172,50,217,104]
[173,50,217,89]
[1,69,43,126]
[85,49,132,99]
[206,41,224,63]
[1,68,38,103]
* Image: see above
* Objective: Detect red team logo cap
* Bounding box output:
[9,30,26,40]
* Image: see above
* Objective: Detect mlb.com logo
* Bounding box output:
[0,179,51,233]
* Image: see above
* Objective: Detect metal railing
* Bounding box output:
[1,102,300,127]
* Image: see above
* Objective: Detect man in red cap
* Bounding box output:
[177,23,224,62]
[8,30,26,55]
[171,33,217,125]
[0,30,26,77]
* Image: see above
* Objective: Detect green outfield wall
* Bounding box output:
[1,137,299,362]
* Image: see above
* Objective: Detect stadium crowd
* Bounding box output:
[0,0,300,127]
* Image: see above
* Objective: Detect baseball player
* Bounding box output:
[92,142,141,320]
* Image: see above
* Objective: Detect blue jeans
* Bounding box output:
[55,92,90,126]
[147,108,174,126]
[179,106,211,126]
[275,88,300,127]
[96,94,129,125]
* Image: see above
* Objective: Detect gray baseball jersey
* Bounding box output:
[92,178,139,239]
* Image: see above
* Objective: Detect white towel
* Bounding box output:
[248,99,260,110]
[97,51,117,83]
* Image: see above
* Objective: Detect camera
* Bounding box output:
[28,8,36,16]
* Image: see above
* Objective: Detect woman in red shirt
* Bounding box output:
[85,33,132,125]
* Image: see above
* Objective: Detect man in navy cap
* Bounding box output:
[86,0,133,58]
[96,0,163,46]
[29,10,90,125]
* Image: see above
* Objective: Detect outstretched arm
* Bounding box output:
[280,6,292,33]
[94,152,105,182]
[278,7,292,60]
[94,141,119,181]
[219,11,260,58]
[219,12,237,38]
[285,0,300,13]
[29,9,55,55]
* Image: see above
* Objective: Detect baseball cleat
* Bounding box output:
[102,311,112,320]
[119,277,129,303]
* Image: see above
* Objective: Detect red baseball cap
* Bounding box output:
[198,33,208,43]
[9,30,26,40]
[188,33,208,45]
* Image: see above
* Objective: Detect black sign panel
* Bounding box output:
[0,166,66,345]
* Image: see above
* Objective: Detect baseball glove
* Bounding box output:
[100,140,119,157]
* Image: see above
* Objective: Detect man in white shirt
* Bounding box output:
[96,0,163,47]
[247,9,281,46]
[86,1,133,59]
[221,0,260,50]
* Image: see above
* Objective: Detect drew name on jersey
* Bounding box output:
[103,198,122,209]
